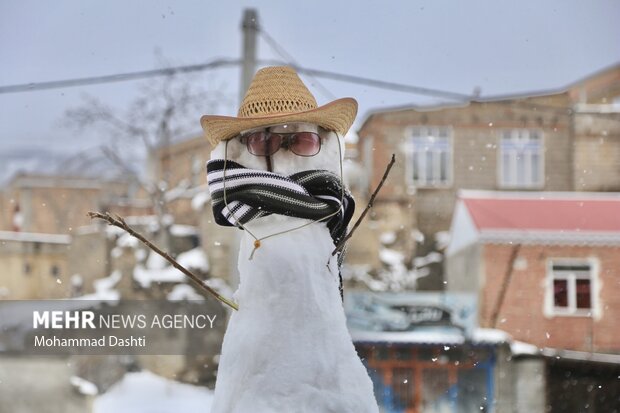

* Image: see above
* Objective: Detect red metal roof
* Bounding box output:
[462,194,620,232]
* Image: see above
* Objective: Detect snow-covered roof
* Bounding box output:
[0,230,71,244]
[9,175,104,189]
[351,329,465,345]
[350,327,512,346]
[447,190,620,254]
[540,348,620,365]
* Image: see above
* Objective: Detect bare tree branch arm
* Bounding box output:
[88,211,239,311]
[331,154,396,257]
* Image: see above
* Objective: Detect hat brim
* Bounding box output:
[200,98,357,147]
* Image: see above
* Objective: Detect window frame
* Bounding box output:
[497,129,545,189]
[544,257,600,318]
[405,125,454,189]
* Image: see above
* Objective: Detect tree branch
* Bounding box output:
[331,154,396,256]
[88,211,239,311]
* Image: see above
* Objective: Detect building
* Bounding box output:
[356,63,620,290]
[446,190,620,411]
[345,291,546,412]
[0,231,71,299]
[0,173,141,235]
[148,135,211,227]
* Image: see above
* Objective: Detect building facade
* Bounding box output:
[446,191,620,411]
[356,63,620,290]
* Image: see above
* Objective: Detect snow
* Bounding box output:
[511,340,540,355]
[351,329,465,345]
[145,250,167,270]
[92,371,214,413]
[70,274,83,287]
[376,247,431,291]
[411,229,425,243]
[0,230,70,244]
[351,327,518,346]
[379,248,404,266]
[110,246,123,258]
[70,376,98,396]
[471,328,511,344]
[116,233,139,248]
[134,248,147,261]
[211,218,379,412]
[133,264,185,288]
[105,225,125,238]
[170,224,198,237]
[176,247,209,272]
[342,264,389,292]
[413,251,443,268]
[12,211,23,229]
[379,231,396,245]
[74,271,121,301]
[191,191,211,210]
[203,276,233,299]
[344,252,432,292]
[434,231,451,250]
[167,284,204,301]
[208,133,378,412]
[134,249,208,288]
[122,215,158,226]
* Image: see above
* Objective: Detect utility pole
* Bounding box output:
[228,9,259,290]
[240,9,259,104]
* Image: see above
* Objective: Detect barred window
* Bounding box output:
[409,126,452,187]
[499,129,544,188]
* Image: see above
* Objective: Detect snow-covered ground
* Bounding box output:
[93,371,214,413]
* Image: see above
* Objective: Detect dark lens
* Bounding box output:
[246,132,280,156]
[290,132,321,156]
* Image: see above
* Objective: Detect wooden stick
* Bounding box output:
[331,154,396,256]
[87,211,239,311]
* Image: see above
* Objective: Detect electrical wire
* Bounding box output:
[0,58,240,94]
[258,28,337,101]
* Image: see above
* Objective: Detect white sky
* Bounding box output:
[0,0,619,158]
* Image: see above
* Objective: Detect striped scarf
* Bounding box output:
[206,159,355,297]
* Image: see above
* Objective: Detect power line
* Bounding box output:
[270,62,620,121]
[0,57,469,102]
[0,58,241,94]
[262,61,474,101]
[1,57,618,122]
[258,29,337,101]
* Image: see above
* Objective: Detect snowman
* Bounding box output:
[201,66,379,413]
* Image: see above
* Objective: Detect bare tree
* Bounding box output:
[64,58,233,248]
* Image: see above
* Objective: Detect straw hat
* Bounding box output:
[200,66,358,146]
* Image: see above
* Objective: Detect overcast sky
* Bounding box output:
[1,0,619,164]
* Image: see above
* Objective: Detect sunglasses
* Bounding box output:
[239,131,322,157]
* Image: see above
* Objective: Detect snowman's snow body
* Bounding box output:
[209,123,379,413]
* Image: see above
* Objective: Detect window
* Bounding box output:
[408,126,452,187]
[50,264,60,277]
[498,129,544,188]
[547,259,597,316]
